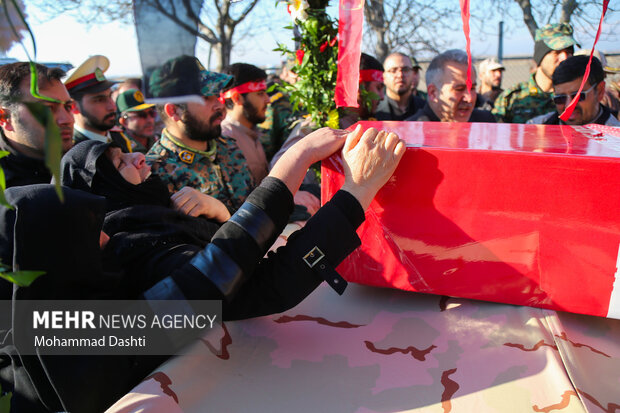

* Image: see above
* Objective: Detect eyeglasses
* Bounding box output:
[124,109,157,119]
[552,83,598,105]
[385,67,415,75]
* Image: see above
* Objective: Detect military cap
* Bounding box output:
[574,49,619,74]
[65,55,117,97]
[410,56,422,70]
[478,57,505,73]
[535,23,579,51]
[116,88,155,114]
[148,55,233,100]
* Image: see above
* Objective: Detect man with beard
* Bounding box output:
[406,49,495,123]
[527,56,620,126]
[0,62,75,188]
[145,55,254,213]
[493,23,577,123]
[375,52,425,121]
[220,63,270,184]
[477,57,505,111]
[65,55,133,152]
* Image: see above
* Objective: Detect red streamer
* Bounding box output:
[459,0,473,92]
[335,0,365,108]
[559,0,609,122]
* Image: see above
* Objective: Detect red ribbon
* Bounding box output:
[219,80,267,103]
[335,0,365,108]
[559,0,609,122]
[359,69,383,83]
[459,0,473,92]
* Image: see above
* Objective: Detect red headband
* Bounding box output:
[219,80,267,103]
[359,69,383,83]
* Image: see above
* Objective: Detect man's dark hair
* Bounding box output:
[221,63,267,109]
[0,62,66,107]
[552,55,604,87]
[360,53,384,72]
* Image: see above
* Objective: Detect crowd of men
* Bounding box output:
[1,21,619,216]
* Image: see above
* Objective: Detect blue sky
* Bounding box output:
[4,1,618,77]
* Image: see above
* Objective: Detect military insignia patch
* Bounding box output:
[94,68,106,82]
[134,90,145,103]
[179,150,195,164]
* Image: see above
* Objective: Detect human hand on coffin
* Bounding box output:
[171,186,231,223]
[340,126,406,210]
[269,127,349,194]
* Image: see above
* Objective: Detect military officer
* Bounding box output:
[65,55,133,152]
[493,23,578,123]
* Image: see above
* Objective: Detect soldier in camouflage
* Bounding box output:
[258,61,300,162]
[145,55,254,213]
[493,23,578,123]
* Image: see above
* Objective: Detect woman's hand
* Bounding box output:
[269,127,349,195]
[171,187,231,223]
[340,126,406,210]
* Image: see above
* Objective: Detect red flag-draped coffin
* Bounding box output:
[322,121,620,319]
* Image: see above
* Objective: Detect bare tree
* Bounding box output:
[481,0,618,40]
[27,0,261,70]
[363,0,460,62]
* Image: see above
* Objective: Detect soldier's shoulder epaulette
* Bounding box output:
[503,81,528,98]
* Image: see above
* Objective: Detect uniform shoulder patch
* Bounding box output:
[179,150,195,164]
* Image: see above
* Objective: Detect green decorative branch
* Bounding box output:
[275,1,339,128]
[2,0,63,201]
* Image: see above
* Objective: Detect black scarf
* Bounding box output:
[60,140,171,212]
[61,140,220,285]
[0,185,167,412]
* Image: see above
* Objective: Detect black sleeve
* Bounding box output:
[145,177,365,320]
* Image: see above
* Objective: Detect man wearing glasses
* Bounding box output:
[527,56,620,126]
[376,52,425,121]
[116,89,158,153]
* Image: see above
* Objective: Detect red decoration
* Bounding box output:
[296,49,305,65]
[459,0,473,92]
[319,40,328,53]
[323,121,620,319]
[359,69,383,83]
[335,0,364,108]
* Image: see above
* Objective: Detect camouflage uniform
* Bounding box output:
[146,129,255,213]
[493,22,578,123]
[492,74,555,123]
[258,91,298,162]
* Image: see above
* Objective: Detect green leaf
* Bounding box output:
[0,389,12,413]
[22,102,63,201]
[0,270,45,287]
[0,151,12,209]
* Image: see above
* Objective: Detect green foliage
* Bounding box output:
[0,270,45,288]
[1,2,64,203]
[0,152,11,209]
[274,3,339,128]
[0,382,12,413]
